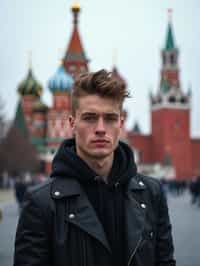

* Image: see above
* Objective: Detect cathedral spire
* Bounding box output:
[71,1,80,26]
[63,2,89,77]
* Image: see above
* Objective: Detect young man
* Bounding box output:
[14,70,176,266]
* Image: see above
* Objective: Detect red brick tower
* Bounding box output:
[32,99,48,149]
[151,10,192,179]
[63,2,89,77]
[47,63,73,147]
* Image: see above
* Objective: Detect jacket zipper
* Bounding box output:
[127,236,142,266]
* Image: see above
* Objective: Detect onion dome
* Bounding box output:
[18,68,42,97]
[32,99,48,113]
[48,64,74,93]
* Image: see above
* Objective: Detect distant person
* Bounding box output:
[14,177,27,211]
[14,69,176,266]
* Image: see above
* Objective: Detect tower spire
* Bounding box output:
[28,50,32,72]
[63,2,89,77]
[168,8,173,22]
[165,9,175,50]
[71,1,80,26]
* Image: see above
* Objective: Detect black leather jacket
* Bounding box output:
[14,174,176,266]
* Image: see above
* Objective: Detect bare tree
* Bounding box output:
[0,96,6,179]
[1,126,40,176]
[0,96,5,142]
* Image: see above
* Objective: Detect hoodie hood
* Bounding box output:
[50,138,137,187]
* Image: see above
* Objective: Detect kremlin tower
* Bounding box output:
[128,10,200,179]
[150,11,192,177]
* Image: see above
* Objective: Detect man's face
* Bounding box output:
[69,95,124,160]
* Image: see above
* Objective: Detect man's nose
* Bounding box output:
[95,117,106,134]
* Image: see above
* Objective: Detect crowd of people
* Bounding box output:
[161,176,200,207]
[13,173,47,211]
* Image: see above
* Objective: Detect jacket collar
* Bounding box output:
[127,174,146,191]
[51,175,147,257]
[51,177,81,198]
[51,177,111,253]
[50,174,146,198]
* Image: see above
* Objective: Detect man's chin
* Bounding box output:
[89,149,111,159]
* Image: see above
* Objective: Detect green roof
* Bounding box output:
[18,68,42,97]
[165,22,175,50]
[13,101,29,137]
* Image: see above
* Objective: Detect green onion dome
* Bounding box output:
[48,64,74,93]
[18,68,43,97]
[32,99,48,113]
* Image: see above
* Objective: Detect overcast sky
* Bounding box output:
[1,0,200,136]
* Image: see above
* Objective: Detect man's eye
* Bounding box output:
[105,115,118,122]
[83,116,96,122]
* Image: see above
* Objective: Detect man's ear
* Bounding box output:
[69,115,75,131]
[120,114,125,129]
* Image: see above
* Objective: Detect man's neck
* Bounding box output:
[77,150,114,183]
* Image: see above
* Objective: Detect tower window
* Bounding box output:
[170,54,175,64]
[163,54,166,65]
[69,65,76,72]
[180,97,187,103]
[169,96,176,103]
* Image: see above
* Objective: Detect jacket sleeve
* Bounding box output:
[14,191,51,266]
[155,183,176,266]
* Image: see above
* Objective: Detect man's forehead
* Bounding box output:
[78,101,121,113]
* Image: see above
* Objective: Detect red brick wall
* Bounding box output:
[128,133,153,163]
[152,108,193,179]
[191,139,200,176]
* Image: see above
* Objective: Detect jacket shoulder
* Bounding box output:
[28,178,53,195]
[137,173,161,187]
[136,173,162,198]
[26,178,54,210]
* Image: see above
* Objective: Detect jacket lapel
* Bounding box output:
[125,177,147,261]
[51,177,111,253]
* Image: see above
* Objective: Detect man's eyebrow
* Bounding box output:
[104,113,119,116]
[81,112,119,116]
[81,112,98,116]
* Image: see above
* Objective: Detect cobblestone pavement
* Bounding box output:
[0,202,18,266]
[0,189,14,204]
[0,191,200,266]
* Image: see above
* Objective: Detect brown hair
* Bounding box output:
[71,69,130,115]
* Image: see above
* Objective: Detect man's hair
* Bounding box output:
[71,69,130,115]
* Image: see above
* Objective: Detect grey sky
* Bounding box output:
[1,0,200,136]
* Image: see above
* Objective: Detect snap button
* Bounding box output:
[115,181,120,187]
[139,181,144,186]
[150,231,154,238]
[141,203,146,209]
[54,191,60,196]
[69,213,75,219]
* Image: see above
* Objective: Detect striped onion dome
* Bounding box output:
[18,68,42,97]
[48,64,74,93]
[32,99,48,113]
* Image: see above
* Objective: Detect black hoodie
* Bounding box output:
[51,138,137,266]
